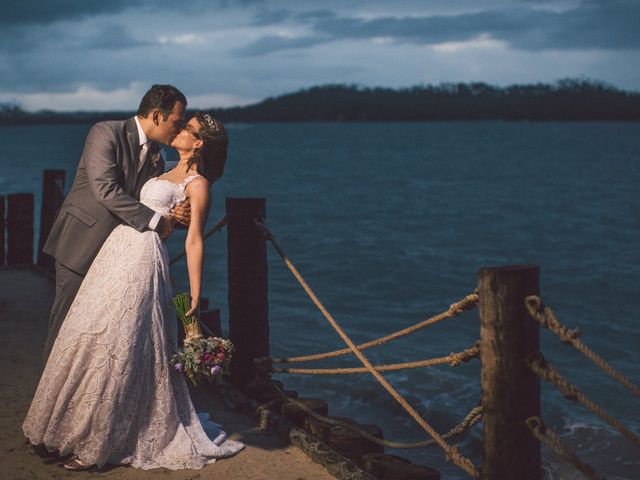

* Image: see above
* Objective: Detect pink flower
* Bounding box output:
[210,365,221,376]
[174,363,184,373]
[203,352,214,364]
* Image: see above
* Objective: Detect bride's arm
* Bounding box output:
[184,177,211,316]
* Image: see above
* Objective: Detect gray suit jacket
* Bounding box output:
[43,117,164,274]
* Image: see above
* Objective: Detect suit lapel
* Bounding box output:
[125,117,141,191]
[134,141,161,198]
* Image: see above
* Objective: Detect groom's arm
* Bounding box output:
[83,123,157,233]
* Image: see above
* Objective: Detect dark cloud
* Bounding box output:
[85,25,149,50]
[2,0,129,25]
[2,0,262,26]
[241,0,640,56]
[251,9,291,26]
[236,35,330,56]
[294,10,337,22]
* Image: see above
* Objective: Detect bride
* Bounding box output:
[22,112,245,470]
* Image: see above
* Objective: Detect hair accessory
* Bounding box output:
[202,113,220,133]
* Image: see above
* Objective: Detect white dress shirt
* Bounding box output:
[133,116,162,231]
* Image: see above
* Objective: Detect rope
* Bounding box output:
[169,215,228,266]
[526,352,640,448]
[258,384,483,449]
[255,218,479,478]
[271,293,479,364]
[526,416,604,480]
[526,296,640,399]
[271,343,480,375]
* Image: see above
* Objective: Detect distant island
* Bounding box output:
[2,79,639,124]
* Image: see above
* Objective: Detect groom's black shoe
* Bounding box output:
[31,442,59,459]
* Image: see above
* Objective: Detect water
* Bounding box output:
[1,122,638,479]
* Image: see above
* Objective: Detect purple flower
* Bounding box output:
[210,365,221,376]
[174,362,184,373]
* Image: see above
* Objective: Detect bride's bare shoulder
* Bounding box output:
[185,175,211,198]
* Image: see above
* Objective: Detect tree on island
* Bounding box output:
[1,78,639,125]
[208,78,640,122]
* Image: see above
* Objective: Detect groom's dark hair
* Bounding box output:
[137,84,187,120]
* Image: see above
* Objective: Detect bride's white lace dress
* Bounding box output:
[23,174,245,470]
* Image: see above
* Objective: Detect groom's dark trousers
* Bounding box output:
[42,262,85,369]
[40,118,163,370]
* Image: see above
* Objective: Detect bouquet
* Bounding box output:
[170,293,235,386]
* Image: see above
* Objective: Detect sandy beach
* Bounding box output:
[0,265,333,480]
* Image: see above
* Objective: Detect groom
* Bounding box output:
[41,84,190,367]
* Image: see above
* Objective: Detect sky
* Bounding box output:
[2,0,639,111]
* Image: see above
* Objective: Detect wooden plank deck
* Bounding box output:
[0,266,334,480]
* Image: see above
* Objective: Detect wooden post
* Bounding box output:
[7,193,34,265]
[226,197,269,387]
[37,169,66,272]
[478,265,540,480]
[201,309,221,337]
[0,195,5,266]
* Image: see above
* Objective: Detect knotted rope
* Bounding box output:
[526,416,604,480]
[257,384,483,449]
[270,343,480,375]
[526,352,640,448]
[271,293,478,364]
[255,218,479,478]
[526,296,640,399]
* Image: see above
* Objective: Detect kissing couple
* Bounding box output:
[22,84,245,470]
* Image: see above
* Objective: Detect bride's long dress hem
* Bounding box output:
[22,175,245,470]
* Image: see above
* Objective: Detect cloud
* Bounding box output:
[188,92,259,108]
[251,8,292,26]
[242,1,640,56]
[86,24,150,50]
[0,82,259,111]
[2,0,259,26]
[0,82,147,110]
[236,33,331,56]
[2,0,129,25]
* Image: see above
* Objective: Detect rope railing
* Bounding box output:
[526,352,640,448]
[271,292,479,364]
[270,342,480,375]
[254,218,479,478]
[169,215,228,266]
[526,416,604,480]
[525,295,640,399]
[258,383,483,449]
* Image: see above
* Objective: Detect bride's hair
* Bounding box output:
[186,113,228,183]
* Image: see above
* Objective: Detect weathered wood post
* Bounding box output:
[0,195,5,266]
[226,197,269,387]
[37,169,66,272]
[478,265,540,480]
[199,298,221,337]
[201,309,221,337]
[7,193,34,265]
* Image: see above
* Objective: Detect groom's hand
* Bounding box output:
[171,198,191,228]
[157,215,175,240]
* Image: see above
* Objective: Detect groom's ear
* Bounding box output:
[152,110,161,126]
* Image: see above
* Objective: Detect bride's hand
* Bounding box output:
[185,295,200,317]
